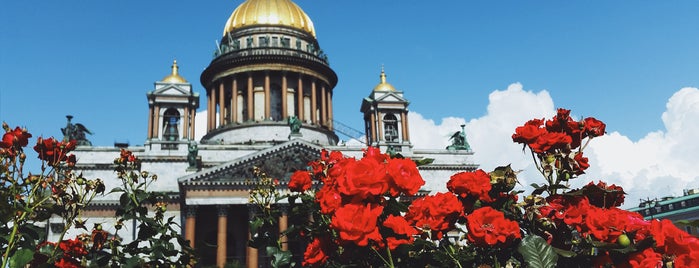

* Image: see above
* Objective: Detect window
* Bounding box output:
[682,201,687,207]
[246,37,253,48]
[668,204,674,210]
[296,39,302,49]
[259,36,268,47]
[686,226,693,234]
[271,36,279,47]
[281,37,290,48]
[232,40,240,50]
[383,114,398,142]
[162,108,180,142]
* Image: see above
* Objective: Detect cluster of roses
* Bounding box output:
[536,181,699,267]
[34,137,78,167]
[0,122,32,158]
[289,148,426,266]
[34,238,88,268]
[512,108,605,178]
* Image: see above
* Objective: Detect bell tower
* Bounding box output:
[146,60,200,150]
[360,67,411,153]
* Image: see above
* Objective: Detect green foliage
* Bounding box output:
[517,235,558,268]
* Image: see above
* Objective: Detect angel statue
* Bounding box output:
[61,115,93,146]
[446,124,471,151]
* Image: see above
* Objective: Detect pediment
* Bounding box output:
[153,84,191,96]
[374,92,408,103]
[179,139,323,188]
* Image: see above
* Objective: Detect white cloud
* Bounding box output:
[409,84,699,209]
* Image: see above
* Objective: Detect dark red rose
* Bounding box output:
[1,126,32,149]
[447,169,494,202]
[529,132,572,153]
[465,207,521,247]
[386,158,425,197]
[330,202,383,246]
[33,137,77,166]
[289,170,312,192]
[581,181,625,208]
[572,152,589,175]
[512,123,546,145]
[383,215,417,250]
[583,117,606,138]
[302,237,332,267]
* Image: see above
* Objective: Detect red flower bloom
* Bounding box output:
[572,152,589,175]
[627,248,662,268]
[335,157,388,199]
[512,122,547,145]
[386,158,425,197]
[330,202,383,246]
[383,215,418,250]
[465,207,521,247]
[1,125,32,149]
[289,170,312,192]
[447,169,494,202]
[315,185,342,214]
[529,132,572,153]
[54,258,82,268]
[303,237,332,267]
[584,207,627,243]
[583,117,606,138]
[405,192,464,239]
[581,181,626,208]
[33,137,77,166]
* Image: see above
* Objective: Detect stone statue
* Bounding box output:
[187,142,198,169]
[288,116,301,134]
[447,124,471,151]
[61,115,93,146]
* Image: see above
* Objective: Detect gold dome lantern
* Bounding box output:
[162,60,187,83]
[373,67,396,92]
[222,0,316,37]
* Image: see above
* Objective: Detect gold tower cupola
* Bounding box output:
[223,0,316,37]
[373,66,396,92]
[161,60,188,83]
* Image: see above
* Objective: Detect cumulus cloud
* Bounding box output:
[410,84,699,209]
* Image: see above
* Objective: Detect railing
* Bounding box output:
[214,46,330,65]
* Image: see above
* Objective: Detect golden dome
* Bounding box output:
[223,0,316,37]
[162,60,188,83]
[373,67,396,92]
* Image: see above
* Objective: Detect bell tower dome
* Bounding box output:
[200,0,338,146]
[360,67,412,153]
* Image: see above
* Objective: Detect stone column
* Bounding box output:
[264,72,271,120]
[231,78,238,124]
[153,106,160,138]
[212,86,218,129]
[185,206,197,248]
[402,111,410,142]
[207,90,212,131]
[297,75,304,122]
[217,205,228,268]
[321,85,327,127]
[370,112,377,144]
[219,82,225,127]
[190,107,196,139]
[311,80,317,125]
[147,105,154,139]
[247,205,258,268]
[247,74,254,121]
[183,107,189,140]
[327,91,333,130]
[377,111,383,141]
[279,205,289,251]
[281,73,288,119]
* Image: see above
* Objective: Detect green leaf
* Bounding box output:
[517,235,558,268]
[267,246,292,268]
[9,248,34,268]
[108,187,125,194]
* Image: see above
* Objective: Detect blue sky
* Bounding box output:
[2,1,699,205]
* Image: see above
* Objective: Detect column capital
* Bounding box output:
[217,205,229,217]
[185,206,198,218]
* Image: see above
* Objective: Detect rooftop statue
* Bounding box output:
[61,115,93,146]
[288,115,301,134]
[447,124,471,151]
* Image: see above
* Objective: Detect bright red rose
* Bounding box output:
[335,157,388,199]
[529,132,572,153]
[1,126,32,149]
[383,215,417,250]
[465,207,521,247]
[363,146,388,163]
[58,238,87,257]
[386,158,425,197]
[54,258,82,268]
[512,124,547,145]
[289,170,313,192]
[539,195,590,231]
[405,192,464,239]
[545,108,572,132]
[33,137,77,166]
[303,237,331,267]
[447,169,494,202]
[316,185,342,214]
[572,152,589,175]
[584,207,627,243]
[627,248,662,268]
[583,117,606,138]
[330,202,383,246]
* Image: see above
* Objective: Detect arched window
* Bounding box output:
[383,113,398,142]
[163,108,180,141]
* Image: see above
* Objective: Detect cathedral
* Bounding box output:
[55,0,478,267]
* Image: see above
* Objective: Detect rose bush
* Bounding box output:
[248,108,699,268]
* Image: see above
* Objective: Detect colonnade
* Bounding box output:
[184,205,289,268]
[366,110,410,145]
[206,71,334,132]
[146,105,197,140]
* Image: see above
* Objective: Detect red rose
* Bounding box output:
[529,132,572,153]
[581,181,625,208]
[465,207,521,247]
[335,157,388,199]
[584,207,627,243]
[33,137,77,166]
[315,185,342,214]
[363,146,388,163]
[512,119,546,144]
[583,117,606,138]
[289,170,312,192]
[330,202,383,246]
[447,169,494,202]
[628,248,662,268]
[386,158,425,197]
[1,126,32,149]
[572,152,589,175]
[405,192,464,239]
[303,237,332,267]
[383,215,417,249]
